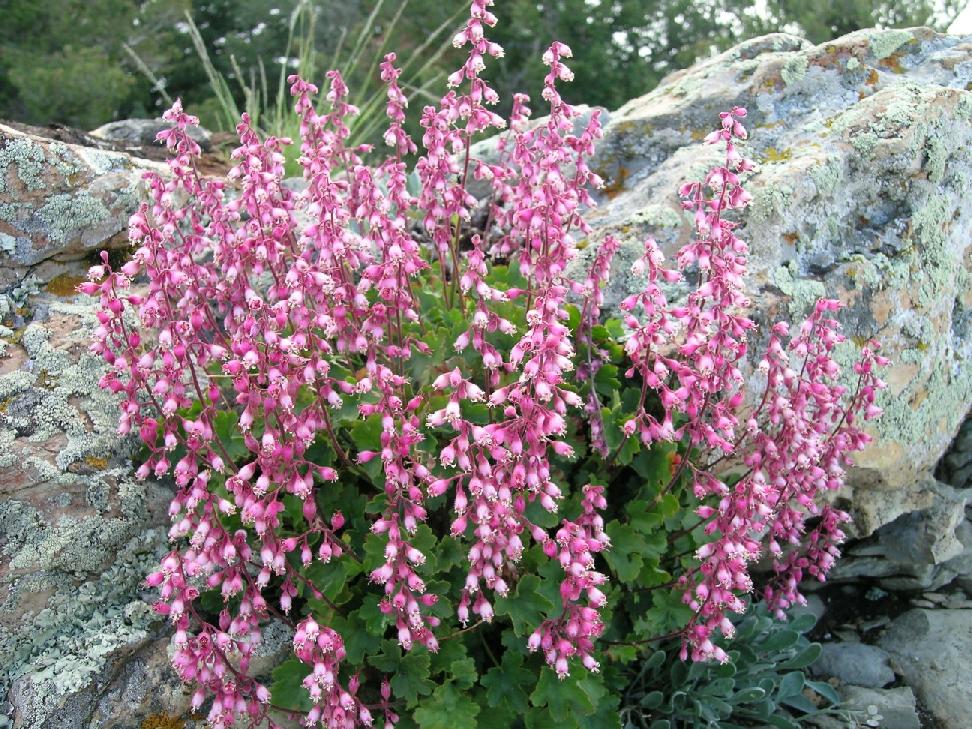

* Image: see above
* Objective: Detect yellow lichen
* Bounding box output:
[84,456,109,470]
[141,714,185,729]
[764,147,793,163]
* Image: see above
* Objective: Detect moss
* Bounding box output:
[781,54,809,86]
[0,137,46,194]
[868,29,913,61]
[36,192,111,244]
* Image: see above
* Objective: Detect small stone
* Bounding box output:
[910,599,935,609]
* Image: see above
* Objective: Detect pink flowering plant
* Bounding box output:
[83,2,887,727]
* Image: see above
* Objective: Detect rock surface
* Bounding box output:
[0,293,181,729]
[878,608,972,728]
[89,118,212,152]
[838,685,920,729]
[561,27,972,537]
[0,124,165,291]
[811,642,895,688]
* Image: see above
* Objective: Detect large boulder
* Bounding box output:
[566,27,972,536]
[0,293,182,729]
[0,124,166,291]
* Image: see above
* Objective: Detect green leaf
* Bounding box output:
[270,658,312,712]
[368,642,434,706]
[778,643,821,670]
[766,715,800,729]
[430,640,477,689]
[639,691,664,709]
[603,521,645,584]
[530,669,596,722]
[788,612,817,634]
[495,574,555,636]
[481,649,533,713]
[761,628,800,652]
[350,415,382,452]
[730,687,767,704]
[213,410,248,461]
[805,679,839,706]
[777,671,804,698]
[414,682,480,729]
[780,693,818,714]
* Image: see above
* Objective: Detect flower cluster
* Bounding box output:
[529,484,611,677]
[84,0,885,725]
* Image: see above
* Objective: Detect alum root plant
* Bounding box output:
[84,1,887,726]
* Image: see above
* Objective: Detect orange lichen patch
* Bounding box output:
[141,714,185,729]
[45,273,86,297]
[866,68,880,86]
[84,456,109,470]
[782,231,799,246]
[601,166,629,200]
[879,52,905,74]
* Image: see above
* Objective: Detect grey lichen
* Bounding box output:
[749,182,793,225]
[0,137,46,194]
[781,54,809,86]
[846,57,861,71]
[773,262,826,318]
[36,192,111,244]
[925,136,948,184]
[809,158,843,197]
[868,29,913,61]
[630,204,682,229]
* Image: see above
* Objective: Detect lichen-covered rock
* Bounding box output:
[564,27,972,536]
[0,292,180,729]
[0,125,166,291]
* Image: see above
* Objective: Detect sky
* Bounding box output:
[949,0,972,32]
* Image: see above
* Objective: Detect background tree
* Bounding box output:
[0,0,962,130]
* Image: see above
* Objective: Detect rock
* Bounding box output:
[89,118,212,152]
[550,27,972,536]
[939,415,972,488]
[811,643,895,688]
[0,124,166,290]
[878,609,972,728]
[0,292,179,729]
[832,483,970,591]
[877,481,967,565]
[839,685,920,729]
